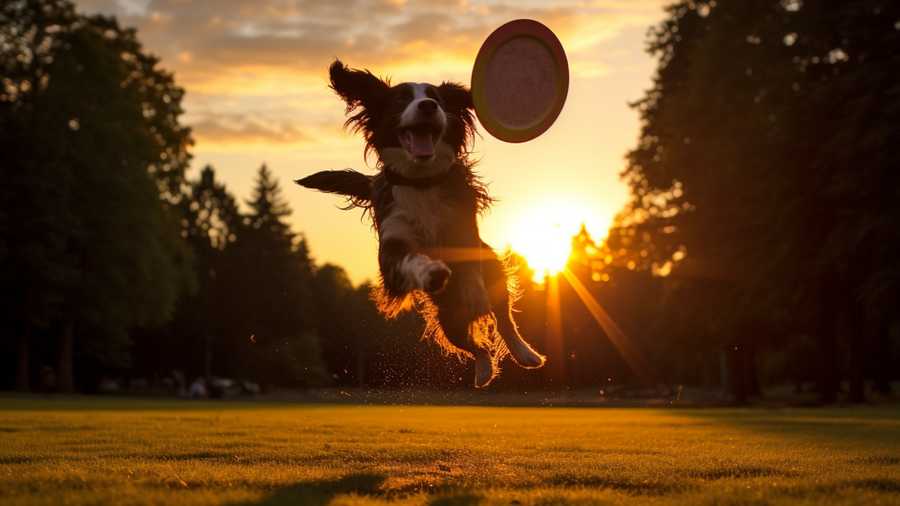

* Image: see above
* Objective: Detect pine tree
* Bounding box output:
[228,164,325,387]
[246,164,292,244]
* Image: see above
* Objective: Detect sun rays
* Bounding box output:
[507,200,589,282]
[508,205,654,385]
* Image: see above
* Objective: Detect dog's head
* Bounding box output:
[329,60,475,178]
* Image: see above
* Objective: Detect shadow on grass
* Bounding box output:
[686,465,798,480]
[0,455,47,465]
[676,407,900,446]
[227,473,484,506]
[545,475,688,495]
[780,479,900,497]
[426,494,483,505]
[229,473,387,506]
[849,455,900,466]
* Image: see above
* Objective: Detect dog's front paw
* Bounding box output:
[404,255,451,293]
[424,261,451,293]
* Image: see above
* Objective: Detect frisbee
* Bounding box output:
[471,19,569,143]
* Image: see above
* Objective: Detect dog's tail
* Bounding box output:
[295,169,372,204]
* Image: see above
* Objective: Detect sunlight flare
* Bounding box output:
[508,200,587,281]
[561,268,655,385]
[546,274,565,382]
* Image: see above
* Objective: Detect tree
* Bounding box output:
[0,0,193,391]
[133,165,243,380]
[180,165,242,378]
[0,0,77,392]
[621,0,900,401]
[312,264,366,385]
[224,164,324,387]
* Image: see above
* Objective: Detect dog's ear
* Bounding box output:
[438,82,476,151]
[296,169,372,203]
[438,82,473,116]
[329,60,389,112]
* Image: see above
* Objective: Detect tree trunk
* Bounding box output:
[745,340,761,398]
[203,334,213,380]
[57,321,75,393]
[356,341,366,388]
[15,325,30,392]
[727,343,748,405]
[740,323,761,398]
[817,290,840,404]
[872,325,892,395]
[848,300,866,403]
[719,349,728,389]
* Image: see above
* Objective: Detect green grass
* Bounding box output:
[1,397,899,505]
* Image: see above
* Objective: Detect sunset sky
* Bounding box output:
[76,0,667,283]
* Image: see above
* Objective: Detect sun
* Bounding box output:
[507,200,587,282]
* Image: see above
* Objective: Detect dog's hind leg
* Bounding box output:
[436,308,496,388]
[472,349,494,389]
[433,271,496,388]
[481,246,546,369]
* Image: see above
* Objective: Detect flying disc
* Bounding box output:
[471,19,569,143]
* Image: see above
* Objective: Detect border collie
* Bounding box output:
[296,60,545,387]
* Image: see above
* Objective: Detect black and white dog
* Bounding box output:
[297,60,545,387]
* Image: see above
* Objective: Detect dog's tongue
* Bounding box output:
[402,130,434,158]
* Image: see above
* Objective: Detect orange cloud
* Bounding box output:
[189,113,310,146]
[77,0,665,82]
[76,0,665,148]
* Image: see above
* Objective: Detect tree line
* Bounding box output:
[2,0,898,400]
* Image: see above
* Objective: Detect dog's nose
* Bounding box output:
[418,99,437,115]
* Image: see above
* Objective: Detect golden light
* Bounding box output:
[562,268,654,385]
[507,200,587,282]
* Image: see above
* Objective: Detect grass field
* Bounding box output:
[1,397,899,505]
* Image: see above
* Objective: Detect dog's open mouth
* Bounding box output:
[399,123,442,160]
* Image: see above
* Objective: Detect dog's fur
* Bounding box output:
[296,60,545,387]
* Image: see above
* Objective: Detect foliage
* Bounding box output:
[615,0,900,400]
[0,0,193,389]
[135,165,329,388]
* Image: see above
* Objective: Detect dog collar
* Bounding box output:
[384,168,451,188]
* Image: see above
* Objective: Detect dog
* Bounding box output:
[296,60,545,387]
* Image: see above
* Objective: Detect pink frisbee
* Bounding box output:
[471,19,569,143]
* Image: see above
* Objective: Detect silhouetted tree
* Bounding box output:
[225,164,324,387]
[621,0,900,402]
[1,0,192,391]
[133,165,243,381]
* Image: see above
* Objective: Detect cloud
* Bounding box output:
[188,113,310,145]
[75,0,666,147]
[78,0,665,80]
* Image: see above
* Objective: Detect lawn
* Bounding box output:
[1,397,898,505]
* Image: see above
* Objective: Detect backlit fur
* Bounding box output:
[296,59,545,387]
